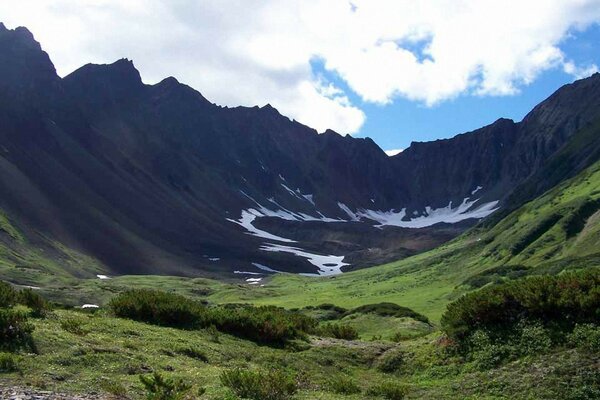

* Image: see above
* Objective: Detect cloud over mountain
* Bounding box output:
[1,0,599,135]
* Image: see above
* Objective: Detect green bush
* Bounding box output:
[346,303,429,324]
[18,289,50,317]
[110,289,207,329]
[139,372,191,400]
[319,323,359,340]
[110,290,316,345]
[0,308,34,351]
[220,368,297,400]
[367,381,409,400]
[568,323,600,352]
[208,305,316,345]
[516,321,552,355]
[441,270,600,344]
[60,317,89,336]
[325,374,361,394]
[376,347,405,373]
[468,330,508,370]
[0,352,18,372]
[0,281,17,308]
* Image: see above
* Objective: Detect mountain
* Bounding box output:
[1,23,600,277]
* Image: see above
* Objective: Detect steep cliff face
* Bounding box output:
[0,23,599,277]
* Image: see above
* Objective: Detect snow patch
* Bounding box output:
[356,198,499,228]
[246,277,262,282]
[338,203,360,221]
[96,274,110,280]
[81,304,99,309]
[471,186,483,195]
[208,258,220,262]
[252,263,281,273]
[260,243,348,276]
[234,270,263,275]
[303,194,315,205]
[227,210,296,242]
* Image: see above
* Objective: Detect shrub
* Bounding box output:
[110,290,316,345]
[110,289,207,329]
[468,330,508,370]
[176,346,208,362]
[0,281,17,308]
[516,321,552,355]
[0,352,18,372]
[0,308,34,351]
[441,269,600,344]
[325,374,361,394]
[319,323,359,340]
[209,305,316,345]
[206,324,220,343]
[60,317,88,336]
[220,368,297,400]
[367,381,409,400]
[376,347,405,373]
[139,372,191,400]
[568,324,600,352]
[346,303,429,324]
[18,289,50,317]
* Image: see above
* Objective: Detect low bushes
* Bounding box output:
[376,347,405,373]
[0,352,18,372]
[568,323,600,352]
[318,323,359,340]
[109,289,206,329]
[325,374,361,395]
[441,269,600,344]
[139,372,191,400]
[220,367,297,400]
[0,282,49,317]
[367,381,409,400]
[347,303,430,324]
[110,290,316,345]
[0,308,34,351]
[209,305,316,345]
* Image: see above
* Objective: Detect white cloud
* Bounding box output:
[384,149,404,156]
[1,0,599,134]
[563,61,599,79]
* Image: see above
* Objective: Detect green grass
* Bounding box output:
[0,309,595,400]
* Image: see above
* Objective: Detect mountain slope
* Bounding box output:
[1,22,600,277]
[205,157,600,321]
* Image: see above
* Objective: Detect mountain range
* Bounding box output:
[1,22,600,277]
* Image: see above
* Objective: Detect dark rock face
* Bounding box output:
[0,24,599,276]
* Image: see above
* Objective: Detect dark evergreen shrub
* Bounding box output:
[441,269,600,345]
[347,303,429,324]
[319,323,359,340]
[0,308,34,351]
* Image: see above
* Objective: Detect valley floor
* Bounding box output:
[0,309,597,400]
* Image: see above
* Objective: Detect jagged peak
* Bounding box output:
[0,22,6,31]
[65,58,144,91]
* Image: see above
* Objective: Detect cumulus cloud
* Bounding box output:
[1,0,599,134]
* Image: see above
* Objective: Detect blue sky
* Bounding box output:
[316,23,600,151]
